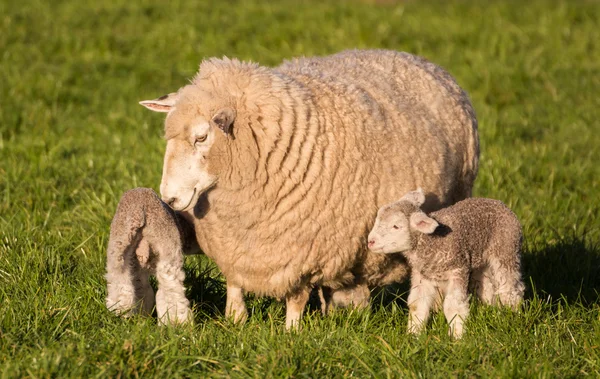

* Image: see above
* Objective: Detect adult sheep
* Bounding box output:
[140,49,479,328]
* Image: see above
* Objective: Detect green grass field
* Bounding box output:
[1,0,600,376]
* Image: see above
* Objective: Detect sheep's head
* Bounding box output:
[140,85,235,211]
[368,188,439,254]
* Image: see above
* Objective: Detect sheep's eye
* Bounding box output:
[393,225,399,230]
[195,135,208,145]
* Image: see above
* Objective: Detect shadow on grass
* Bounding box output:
[183,257,281,323]
[371,235,600,310]
[183,259,227,321]
[181,235,600,324]
[522,235,600,304]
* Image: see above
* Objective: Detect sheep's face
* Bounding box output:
[368,205,413,254]
[368,189,439,254]
[160,118,217,211]
[140,88,235,211]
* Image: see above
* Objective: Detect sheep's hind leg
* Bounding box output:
[489,257,525,310]
[225,284,248,323]
[470,266,495,305]
[133,239,156,315]
[105,228,153,316]
[285,286,311,330]
[153,245,191,325]
[407,271,438,335]
[443,272,470,339]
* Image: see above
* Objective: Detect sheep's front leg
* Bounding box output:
[285,286,311,330]
[443,272,470,339]
[407,271,438,335]
[225,284,248,323]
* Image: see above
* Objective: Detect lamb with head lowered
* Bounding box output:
[139,49,480,329]
[105,188,199,325]
[368,188,525,338]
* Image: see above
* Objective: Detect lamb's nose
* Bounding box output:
[165,197,177,207]
[368,240,375,248]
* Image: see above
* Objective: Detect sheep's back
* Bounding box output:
[195,50,480,294]
[279,49,478,209]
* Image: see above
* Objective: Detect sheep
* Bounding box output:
[105,188,199,325]
[139,49,480,328]
[367,189,525,338]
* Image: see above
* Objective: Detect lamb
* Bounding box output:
[139,49,480,328]
[367,189,525,338]
[105,188,199,325]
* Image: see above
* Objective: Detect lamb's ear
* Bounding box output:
[409,212,438,234]
[400,187,426,207]
[212,107,236,135]
[139,92,179,113]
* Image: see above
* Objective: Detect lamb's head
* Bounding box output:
[368,188,439,254]
[140,85,236,211]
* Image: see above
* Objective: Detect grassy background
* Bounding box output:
[1,0,599,376]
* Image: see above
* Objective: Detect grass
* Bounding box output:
[1,0,599,376]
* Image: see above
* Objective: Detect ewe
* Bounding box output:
[105,188,198,325]
[368,189,525,338]
[140,49,480,328]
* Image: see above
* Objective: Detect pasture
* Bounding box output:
[1,0,599,376]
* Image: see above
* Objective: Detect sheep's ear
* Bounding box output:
[400,187,426,207]
[139,92,179,112]
[212,107,236,135]
[410,212,438,234]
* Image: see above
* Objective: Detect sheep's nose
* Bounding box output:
[164,197,177,207]
[368,240,375,248]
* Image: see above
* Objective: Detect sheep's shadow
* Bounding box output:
[182,256,228,320]
[183,256,284,323]
[521,236,600,305]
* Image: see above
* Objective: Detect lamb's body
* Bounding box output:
[105,188,197,325]
[146,49,479,327]
[369,194,525,338]
[407,199,523,283]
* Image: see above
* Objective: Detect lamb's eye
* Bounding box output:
[393,225,399,230]
[195,135,208,145]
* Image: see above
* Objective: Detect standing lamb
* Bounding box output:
[367,189,525,338]
[139,49,479,328]
[105,188,198,325]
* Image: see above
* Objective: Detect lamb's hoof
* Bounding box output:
[158,308,193,326]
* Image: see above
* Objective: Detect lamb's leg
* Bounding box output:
[489,256,525,310]
[321,282,370,315]
[153,248,191,325]
[225,284,248,323]
[134,239,156,315]
[443,272,470,339]
[150,222,191,325]
[285,286,311,330]
[105,215,151,316]
[407,271,438,335]
[471,266,495,305]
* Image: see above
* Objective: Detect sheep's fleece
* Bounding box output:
[142,49,479,327]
